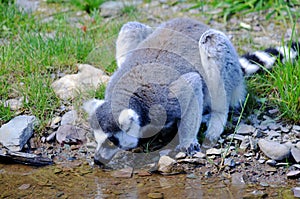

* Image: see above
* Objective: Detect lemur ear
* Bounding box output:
[118,109,139,132]
[82,99,105,117]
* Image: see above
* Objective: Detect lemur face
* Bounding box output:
[93,102,140,165]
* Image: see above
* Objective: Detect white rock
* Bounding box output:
[236,124,256,135]
[258,139,290,161]
[193,152,206,159]
[55,125,87,144]
[0,115,37,151]
[291,147,300,163]
[292,187,300,197]
[157,155,176,173]
[51,64,109,100]
[61,110,78,125]
[206,148,222,155]
[175,152,186,159]
[287,171,300,178]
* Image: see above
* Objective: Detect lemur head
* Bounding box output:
[83,99,141,165]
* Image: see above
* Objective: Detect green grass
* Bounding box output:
[0,1,138,131]
[247,49,300,122]
[191,0,300,24]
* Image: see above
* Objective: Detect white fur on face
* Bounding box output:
[118,109,141,138]
[114,131,138,150]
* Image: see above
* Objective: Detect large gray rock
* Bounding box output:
[55,125,87,144]
[51,64,109,100]
[258,139,290,160]
[0,115,37,151]
[157,155,176,173]
[61,110,78,125]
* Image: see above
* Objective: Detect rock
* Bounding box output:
[291,147,300,163]
[157,155,176,173]
[100,1,124,17]
[4,98,23,111]
[224,158,235,167]
[293,125,300,131]
[49,116,61,129]
[292,187,300,197]
[111,167,133,178]
[61,110,78,125]
[266,159,277,166]
[16,0,39,13]
[206,148,222,155]
[231,173,245,186]
[177,158,206,164]
[236,124,256,135]
[258,139,290,161]
[243,190,267,198]
[147,192,164,199]
[0,115,37,151]
[186,173,198,179]
[51,64,109,100]
[18,184,30,190]
[175,152,186,159]
[227,134,245,141]
[55,125,87,144]
[46,132,56,142]
[287,170,300,178]
[240,136,250,150]
[193,152,206,159]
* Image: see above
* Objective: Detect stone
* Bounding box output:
[100,1,124,17]
[61,110,78,125]
[18,184,30,190]
[258,139,290,161]
[240,136,250,150]
[206,148,222,155]
[227,134,245,141]
[193,152,206,159]
[266,159,276,166]
[231,173,245,186]
[147,192,164,199]
[16,0,39,13]
[4,98,23,111]
[0,115,37,151]
[111,167,133,178]
[157,156,176,173]
[55,125,87,144]
[291,147,300,163]
[51,64,109,100]
[293,125,300,131]
[49,116,61,129]
[175,152,186,159]
[292,187,300,198]
[287,170,300,178]
[236,124,256,135]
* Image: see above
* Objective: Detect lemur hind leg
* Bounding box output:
[169,72,203,155]
[199,29,245,148]
[116,22,153,67]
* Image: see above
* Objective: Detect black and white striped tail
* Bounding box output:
[239,41,300,75]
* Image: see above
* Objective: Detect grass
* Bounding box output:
[0,1,138,131]
[0,0,299,135]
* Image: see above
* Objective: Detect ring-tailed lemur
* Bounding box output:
[83,18,299,165]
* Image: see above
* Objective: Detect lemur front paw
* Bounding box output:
[176,142,201,156]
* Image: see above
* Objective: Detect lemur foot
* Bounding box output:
[176,142,201,156]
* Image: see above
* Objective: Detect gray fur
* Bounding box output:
[88,18,245,164]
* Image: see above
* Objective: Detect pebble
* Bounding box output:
[157,156,176,173]
[4,98,23,111]
[287,170,300,178]
[260,182,269,187]
[0,115,37,151]
[61,110,78,125]
[266,159,277,167]
[227,134,245,141]
[236,124,256,135]
[291,147,300,163]
[111,167,133,178]
[193,152,206,159]
[240,136,250,150]
[55,125,87,144]
[147,192,164,199]
[293,125,300,131]
[175,152,186,159]
[258,139,290,161]
[206,148,222,155]
[292,187,300,197]
[18,184,31,190]
[49,116,61,129]
[231,173,245,186]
